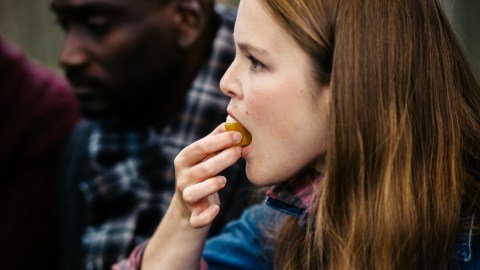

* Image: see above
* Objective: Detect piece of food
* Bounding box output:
[225,115,252,146]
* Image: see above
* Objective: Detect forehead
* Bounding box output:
[235,0,298,55]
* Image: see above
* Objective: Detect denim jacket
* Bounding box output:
[204,204,479,269]
[204,170,480,269]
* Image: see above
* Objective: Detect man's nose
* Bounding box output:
[59,31,89,69]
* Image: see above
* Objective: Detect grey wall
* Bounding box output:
[217,0,239,7]
[0,0,63,72]
[442,0,480,70]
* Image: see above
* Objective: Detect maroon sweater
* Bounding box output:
[0,36,80,270]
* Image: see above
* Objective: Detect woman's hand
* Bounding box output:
[142,124,243,270]
[174,123,243,228]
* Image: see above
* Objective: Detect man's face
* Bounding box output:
[50,0,183,121]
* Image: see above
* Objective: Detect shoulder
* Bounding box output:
[62,120,96,174]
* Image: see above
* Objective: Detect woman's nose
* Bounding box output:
[220,61,242,98]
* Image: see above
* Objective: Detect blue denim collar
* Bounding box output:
[265,169,322,229]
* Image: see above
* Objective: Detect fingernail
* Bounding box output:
[233,132,242,142]
[218,176,226,186]
[210,205,220,215]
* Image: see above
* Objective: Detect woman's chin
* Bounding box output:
[245,168,280,187]
[245,168,262,187]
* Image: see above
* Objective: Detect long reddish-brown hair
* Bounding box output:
[260,0,480,269]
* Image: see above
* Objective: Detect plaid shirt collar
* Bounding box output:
[266,168,323,229]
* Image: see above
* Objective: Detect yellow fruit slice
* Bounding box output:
[225,116,252,146]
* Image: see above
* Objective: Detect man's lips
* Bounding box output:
[72,85,96,99]
[65,69,106,91]
[68,80,104,105]
[66,73,107,101]
[73,85,93,95]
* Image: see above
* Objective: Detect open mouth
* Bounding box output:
[225,115,252,146]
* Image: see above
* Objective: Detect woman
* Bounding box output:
[115,0,480,269]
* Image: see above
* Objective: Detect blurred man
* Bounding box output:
[50,0,254,269]
[0,36,80,270]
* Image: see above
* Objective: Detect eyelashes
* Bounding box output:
[247,55,265,72]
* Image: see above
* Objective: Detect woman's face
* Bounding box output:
[220,0,331,186]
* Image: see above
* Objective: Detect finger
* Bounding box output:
[177,146,240,191]
[176,131,242,166]
[190,204,220,228]
[182,176,226,203]
[184,146,241,186]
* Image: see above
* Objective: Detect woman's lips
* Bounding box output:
[241,144,251,157]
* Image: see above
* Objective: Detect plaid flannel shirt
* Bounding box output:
[61,5,254,270]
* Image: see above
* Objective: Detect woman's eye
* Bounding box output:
[247,55,265,72]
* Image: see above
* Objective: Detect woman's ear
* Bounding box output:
[174,0,205,48]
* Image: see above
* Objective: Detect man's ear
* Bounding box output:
[174,0,205,48]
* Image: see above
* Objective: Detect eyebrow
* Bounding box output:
[50,2,123,15]
[232,34,268,55]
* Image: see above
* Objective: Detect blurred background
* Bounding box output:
[0,0,477,74]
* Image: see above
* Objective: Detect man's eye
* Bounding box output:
[85,16,111,34]
[247,55,265,72]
